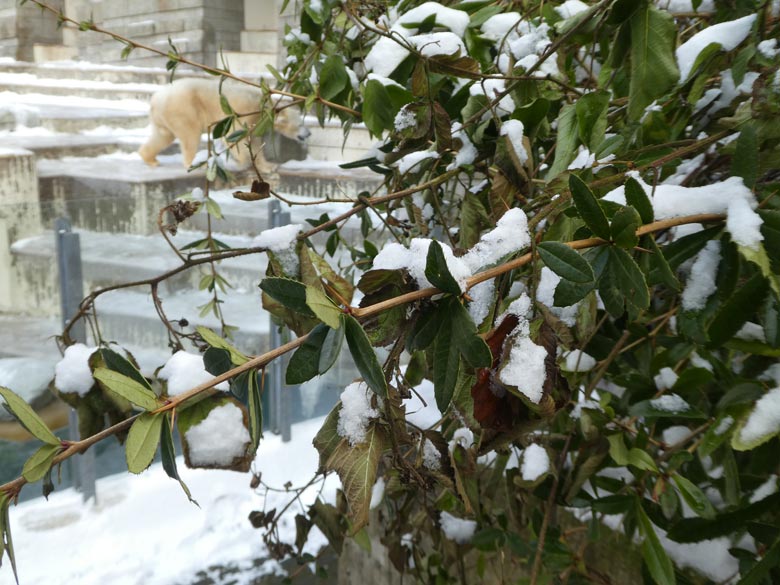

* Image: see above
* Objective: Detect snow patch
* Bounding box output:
[184,402,251,467]
[54,343,97,396]
[337,381,381,446]
[676,15,756,81]
[158,351,229,397]
[440,511,477,544]
[521,444,550,481]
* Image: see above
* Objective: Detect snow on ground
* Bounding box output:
[1,417,337,585]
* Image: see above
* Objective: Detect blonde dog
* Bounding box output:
[138,78,308,171]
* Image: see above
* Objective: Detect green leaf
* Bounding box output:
[100,348,152,390]
[313,406,388,533]
[21,443,60,483]
[93,368,160,411]
[425,240,462,295]
[450,299,492,368]
[196,326,248,365]
[538,242,595,284]
[607,433,629,465]
[611,206,641,249]
[672,473,716,519]
[624,178,653,224]
[628,448,658,472]
[319,54,349,101]
[548,103,578,179]
[160,414,197,504]
[667,492,780,543]
[212,115,234,139]
[601,247,650,318]
[246,371,263,451]
[319,326,344,375]
[433,318,461,412]
[629,399,706,420]
[569,174,610,240]
[343,315,388,398]
[575,90,610,151]
[203,347,232,378]
[259,278,316,317]
[407,306,444,352]
[732,124,758,189]
[636,499,676,585]
[125,412,164,474]
[1,492,19,584]
[363,80,394,137]
[287,323,330,384]
[305,286,342,330]
[553,279,594,306]
[628,6,679,120]
[0,386,60,445]
[738,537,780,585]
[647,236,679,291]
[708,273,769,347]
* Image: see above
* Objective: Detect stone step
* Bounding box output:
[11,228,268,314]
[94,288,272,355]
[0,71,159,101]
[0,58,209,85]
[2,133,141,159]
[34,153,384,235]
[35,152,254,235]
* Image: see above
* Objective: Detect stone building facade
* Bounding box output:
[0,0,291,71]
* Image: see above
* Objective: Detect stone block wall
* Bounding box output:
[0,148,42,312]
[60,0,243,67]
[0,0,65,60]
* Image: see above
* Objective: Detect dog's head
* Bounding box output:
[273,107,310,143]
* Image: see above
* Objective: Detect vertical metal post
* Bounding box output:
[267,201,292,443]
[55,218,96,503]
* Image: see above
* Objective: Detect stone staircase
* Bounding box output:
[0,58,383,372]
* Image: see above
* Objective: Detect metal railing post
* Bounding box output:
[55,218,96,503]
[267,201,292,443]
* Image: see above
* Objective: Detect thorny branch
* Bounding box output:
[3,212,727,499]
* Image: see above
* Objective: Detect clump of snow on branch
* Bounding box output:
[499,332,548,404]
[726,197,764,249]
[422,438,442,471]
[555,0,590,19]
[409,32,465,58]
[395,150,438,174]
[184,402,251,466]
[372,237,471,292]
[364,2,470,77]
[158,350,229,397]
[440,511,477,544]
[252,224,303,252]
[337,381,381,445]
[393,105,416,132]
[739,387,780,446]
[448,123,477,169]
[651,393,691,413]
[681,240,721,311]
[500,119,528,165]
[676,14,756,81]
[536,267,579,327]
[449,427,474,452]
[463,207,531,270]
[480,14,558,77]
[654,367,679,391]
[54,343,97,396]
[521,444,550,481]
[561,350,597,372]
[469,78,515,115]
[370,477,386,509]
[603,174,762,248]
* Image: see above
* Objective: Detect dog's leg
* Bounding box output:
[179,127,202,169]
[138,125,175,167]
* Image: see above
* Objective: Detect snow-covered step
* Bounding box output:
[94,288,272,355]
[276,159,384,200]
[188,190,364,242]
[0,58,207,85]
[0,91,149,133]
[36,153,250,235]
[2,133,140,159]
[0,71,158,101]
[11,228,270,314]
